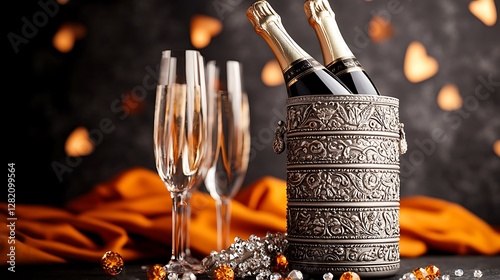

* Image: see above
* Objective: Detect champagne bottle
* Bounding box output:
[247,0,352,97]
[304,0,381,95]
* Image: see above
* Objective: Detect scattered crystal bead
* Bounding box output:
[167,273,178,280]
[100,251,124,276]
[323,272,334,280]
[249,234,258,242]
[147,264,166,280]
[256,274,267,280]
[473,270,483,278]
[270,272,283,280]
[181,272,197,280]
[287,270,303,280]
[454,269,464,277]
[401,272,417,280]
[339,271,360,280]
[213,264,234,280]
[441,275,450,280]
[425,264,440,280]
[412,267,429,280]
[271,254,288,274]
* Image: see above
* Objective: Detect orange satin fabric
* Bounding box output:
[1,167,499,264]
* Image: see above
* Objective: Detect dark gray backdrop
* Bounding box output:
[6,0,500,225]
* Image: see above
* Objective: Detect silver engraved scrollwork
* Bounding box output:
[287,169,400,202]
[287,135,400,165]
[286,243,400,275]
[287,207,400,240]
[281,95,404,278]
[286,95,401,134]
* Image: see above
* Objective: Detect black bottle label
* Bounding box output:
[327,56,364,76]
[283,58,323,87]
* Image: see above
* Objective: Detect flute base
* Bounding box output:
[184,255,204,273]
[163,260,205,276]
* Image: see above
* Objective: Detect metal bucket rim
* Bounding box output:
[285,94,400,107]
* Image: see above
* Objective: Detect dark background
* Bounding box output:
[5,0,500,225]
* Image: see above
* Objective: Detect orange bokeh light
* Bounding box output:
[65,126,94,157]
[190,15,222,49]
[437,84,463,111]
[53,22,86,53]
[261,60,283,87]
[122,91,145,115]
[404,41,439,83]
[494,140,500,158]
[369,15,394,43]
[469,0,497,26]
[53,27,74,53]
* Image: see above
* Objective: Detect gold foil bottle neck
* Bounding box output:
[304,0,336,25]
[247,0,310,70]
[304,0,354,64]
[247,0,281,34]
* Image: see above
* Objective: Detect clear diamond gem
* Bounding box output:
[270,272,282,280]
[168,273,179,280]
[474,270,483,278]
[401,272,417,280]
[181,272,196,280]
[288,270,304,280]
[323,272,334,280]
[256,273,267,280]
[455,269,464,277]
[441,275,450,280]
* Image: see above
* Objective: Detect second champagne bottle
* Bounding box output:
[247,0,352,98]
[305,0,381,95]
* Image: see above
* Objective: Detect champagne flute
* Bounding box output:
[204,60,251,251]
[153,49,206,274]
[181,51,209,271]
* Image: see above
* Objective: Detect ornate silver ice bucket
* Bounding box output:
[273,95,407,278]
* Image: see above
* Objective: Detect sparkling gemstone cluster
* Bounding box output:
[201,232,288,280]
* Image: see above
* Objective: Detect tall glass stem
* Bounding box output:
[170,192,186,262]
[184,192,192,257]
[216,199,231,251]
[182,190,204,271]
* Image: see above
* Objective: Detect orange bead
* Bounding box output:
[425,264,440,280]
[272,253,289,274]
[213,264,234,280]
[412,267,429,280]
[101,251,124,276]
[147,264,166,280]
[339,271,361,280]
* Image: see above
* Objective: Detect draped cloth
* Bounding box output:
[1,167,499,264]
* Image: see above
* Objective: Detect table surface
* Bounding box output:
[2,255,499,280]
